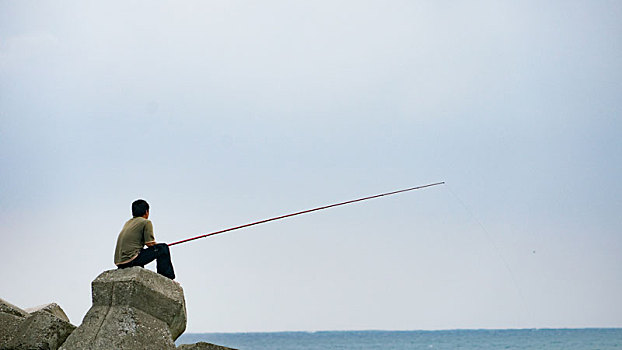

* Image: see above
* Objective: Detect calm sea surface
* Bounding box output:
[177,328,622,350]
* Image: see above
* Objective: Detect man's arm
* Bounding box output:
[144,220,157,247]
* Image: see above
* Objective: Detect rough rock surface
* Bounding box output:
[1,298,29,348]
[1,298,75,350]
[60,267,186,350]
[26,303,71,323]
[0,298,29,318]
[0,312,25,347]
[7,310,76,350]
[178,342,238,350]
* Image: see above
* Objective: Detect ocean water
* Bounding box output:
[177,328,622,350]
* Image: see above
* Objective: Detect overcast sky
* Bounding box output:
[1,0,621,333]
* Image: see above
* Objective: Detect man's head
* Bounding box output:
[132,199,150,218]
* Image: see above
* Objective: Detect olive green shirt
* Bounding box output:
[114,217,156,265]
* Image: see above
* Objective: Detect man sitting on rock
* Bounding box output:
[115,199,176,279]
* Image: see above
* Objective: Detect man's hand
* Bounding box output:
[146,241,157,247]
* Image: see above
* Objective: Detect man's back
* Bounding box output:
[114,217,155,265]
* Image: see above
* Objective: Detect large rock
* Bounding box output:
[60,267,186,350]
[0,298,29,318]
[0,312,25,347]
[178,342,238,350]
[0,298,75,350]
[0,298,29,348]
[25,303,71,323]
[7,310,76,350]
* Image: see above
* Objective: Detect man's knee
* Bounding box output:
[155,243,170,256]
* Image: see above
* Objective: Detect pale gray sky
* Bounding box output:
[1,0,621,332]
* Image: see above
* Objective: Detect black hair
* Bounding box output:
[132,199,150,217]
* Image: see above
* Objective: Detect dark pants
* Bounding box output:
[118,243,175,280]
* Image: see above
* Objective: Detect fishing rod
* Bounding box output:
[168,181,445,246]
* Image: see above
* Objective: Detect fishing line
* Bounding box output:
[444,184,533,326]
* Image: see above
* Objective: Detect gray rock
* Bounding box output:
[0,312,25,347]
[0,297,29,318]
[6,310,76,350]
[60,267,187,350]
[178,342,238,350]
[1,298,76,350]
[0,298,28,348]
[25,303,71,323]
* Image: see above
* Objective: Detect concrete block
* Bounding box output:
[60,305,176,350]
[25,303,71,323]
[0,297,29,348]
[7,310,76,350]
[0,298,29,318]
[60,267,187,350]
[0,312,25,348]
